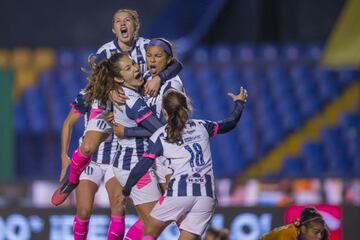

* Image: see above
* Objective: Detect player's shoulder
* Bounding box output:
[96,40,116,54]
[123,88,143,107]
[150,125,167,142]
[169,75,183,86]
[260,223,298,239]
[136,37,150,45]
[191,119,209,128]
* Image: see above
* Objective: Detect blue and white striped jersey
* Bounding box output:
[145,75,184,122]
[112,86,157,170]
[146,119,218,198]
[71,91,119,165]
[70,90,90,127]
[95,37,151,79]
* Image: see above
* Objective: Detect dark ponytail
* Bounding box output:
[84,52,127,106]
[299,207,329,240]
[163,90,191,144]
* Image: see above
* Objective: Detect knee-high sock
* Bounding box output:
[124,219,144,240]
[107,215,125,240]
[69,147,91,184]
[73,215,89,240]
[142,236,155,240]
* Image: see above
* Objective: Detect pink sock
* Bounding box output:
[142,236,155,240]
[125,219,144,240]
[73,215,89,240]
[107,215,125,240]
[69,147,91,184]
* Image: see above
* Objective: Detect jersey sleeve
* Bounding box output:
[122,137,164,196]
[199,120,219,138]
[143,71,152,81]
[159,59,183,83]
[128,98,164,133]
[124,126,152,138]
[70,92,90,116]
[217,101,244,134]
[162,77,184,94]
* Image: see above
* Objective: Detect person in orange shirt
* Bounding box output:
[259,207,329,240]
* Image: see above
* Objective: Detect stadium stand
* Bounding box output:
[11,43,359,179]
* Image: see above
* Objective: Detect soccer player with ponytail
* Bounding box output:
[122,87,248,240]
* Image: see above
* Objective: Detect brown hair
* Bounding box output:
[162,90,191,144]
[84,52,128,106]
[299,207,330,240]
[112,9,140,40]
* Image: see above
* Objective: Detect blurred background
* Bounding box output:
[0,0,359,239]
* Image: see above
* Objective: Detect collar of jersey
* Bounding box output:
[122,84,142,94]
[113,38,138,53]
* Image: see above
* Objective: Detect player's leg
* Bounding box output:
[105,172,126,240]
[69,131,109,183]
[124,170,161,240]
[178,230,200,240]
[52,131,109,206]
[142,215,171,239]
[73,179,98,240]
[124,201,157,240]
[179,197,216,240]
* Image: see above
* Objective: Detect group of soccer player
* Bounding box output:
[50,8,247,240]
[50,8,329,240]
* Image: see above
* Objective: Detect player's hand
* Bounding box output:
[105,112,114,124]
[113,122,125,138]
[109,87,129,106]
[60,154,71,182]
[228,86,248,102]
[144,76,161,96]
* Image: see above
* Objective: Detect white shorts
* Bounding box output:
[85,113,112,134]
[79,161,115,186]
[150,196,216,236]
[113,167,161,206]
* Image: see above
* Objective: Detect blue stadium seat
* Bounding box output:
[258,43,279,61]
[290,65,311,81]
[14,101,29,132]
[181,68,205,118]
[23,85,48,132]
[220,66,242,92]
[235,43,256,62]
[77,48,94,67]
[266,65,288,82]
[237,127,257,162]
[306,42,323,61]
[321,128,352,177]
[338,68,359,86]
[353,154,360,177]
[339,112,359,162]
[211,44,233,62]
[302,142,327,177]
[314,67,339,102]
[282,43,303,61]
[299,93,322,117]
[59,69,84,102]
[192,46,210,63]
[281,156,304,178]
[277,99,303,131]
[57,49,77,68]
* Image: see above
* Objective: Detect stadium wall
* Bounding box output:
[0,206,358,239]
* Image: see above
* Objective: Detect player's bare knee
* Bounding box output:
[80,142,95,156]
[77,207,92,220]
